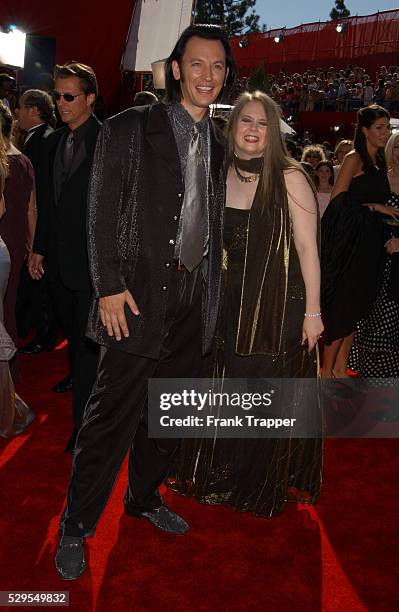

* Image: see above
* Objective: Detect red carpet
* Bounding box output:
[0,346,397,611]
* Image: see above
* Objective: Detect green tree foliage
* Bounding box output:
[330,0,351,20]
[194,0,265,36]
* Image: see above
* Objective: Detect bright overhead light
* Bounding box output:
[238,37,248,48]
[0,28,26,67]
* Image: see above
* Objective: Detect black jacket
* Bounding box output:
[33,115,101,291]
[22,123,53,178]
[86,103,225,358]
[23,123,53,248]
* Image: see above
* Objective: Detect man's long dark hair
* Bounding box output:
[354,104,390,172]
[164,24,236,103]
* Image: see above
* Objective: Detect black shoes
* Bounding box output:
[125,504,190,534]
[19,340,55,354]
[55,506,188,579]
[53,376,73,393]
[55,536,86,580]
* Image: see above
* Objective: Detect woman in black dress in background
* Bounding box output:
[348,130,399,377]
[171,91,323,517]
[321,105,399,379]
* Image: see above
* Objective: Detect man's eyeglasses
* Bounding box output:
[52,91,84,102]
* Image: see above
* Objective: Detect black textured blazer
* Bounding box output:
[86,102,225,358]
[33,115,101,291]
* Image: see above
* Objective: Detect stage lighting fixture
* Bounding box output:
[336,23,347,33]
[274,30,285,44]
[0,27,26,67]
[238,37,248,48]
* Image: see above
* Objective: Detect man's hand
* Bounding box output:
[99,289,140,341]
[28,253,45,280]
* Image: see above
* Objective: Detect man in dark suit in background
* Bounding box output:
[54,24,236,581]
[29,63,101,452]
[16,89,58,356]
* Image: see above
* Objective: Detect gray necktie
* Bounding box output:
[179,125,206,272]
[63,131,74,172]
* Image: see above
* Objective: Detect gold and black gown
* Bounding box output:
[170,206,322,517]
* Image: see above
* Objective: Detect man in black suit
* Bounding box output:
[16,89,58,355]
[55,25,236,580]
[29,63,101,451]
[17,89,55,155]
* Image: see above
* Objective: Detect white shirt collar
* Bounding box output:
[24,123,47,145]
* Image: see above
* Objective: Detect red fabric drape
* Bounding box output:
[231,10,399,77]
[0,1,136,109]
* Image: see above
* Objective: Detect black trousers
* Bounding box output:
[61,267,203,537]
[51,279,99,429]
[16,262,57,344]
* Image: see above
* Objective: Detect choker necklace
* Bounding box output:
[234,154,263,183]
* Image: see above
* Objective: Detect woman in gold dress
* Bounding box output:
[171,91,323,517]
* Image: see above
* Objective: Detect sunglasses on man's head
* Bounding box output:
[52,91,84,102]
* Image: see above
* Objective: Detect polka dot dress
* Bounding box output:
[349,193,399,377]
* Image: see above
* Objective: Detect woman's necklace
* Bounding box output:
[234,157,259,183]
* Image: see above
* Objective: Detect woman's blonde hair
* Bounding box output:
[226,90,312,208]
[385,130,399,169]
[334,138,353,157]
[301,144,326,164]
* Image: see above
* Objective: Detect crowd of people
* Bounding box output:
[261,64,399,118]
[0,23,398,582]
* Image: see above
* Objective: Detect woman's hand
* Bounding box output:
[302,315,324,352]
[365,203,399,219]
[385,237,399,255]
